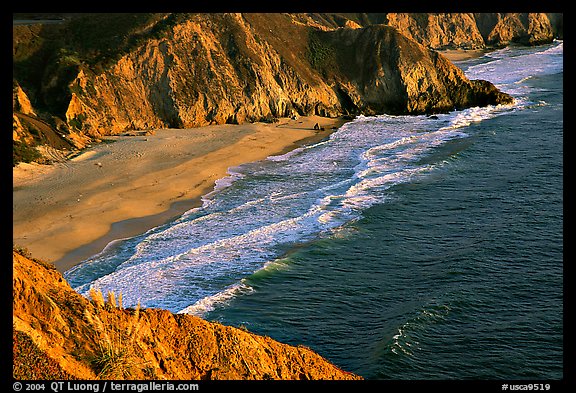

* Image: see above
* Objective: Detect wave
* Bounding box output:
[178,280,254,317]
[388,303,451,356]
[200,167,246,207]
[465,41,563,93]
[443,104,517,130]
[178,257,294,317]
[67,102,517,312]
[267,146,306,162]
[65,42,553,315]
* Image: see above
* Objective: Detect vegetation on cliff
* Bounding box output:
[12,247,362,380]
[11,12,552,165]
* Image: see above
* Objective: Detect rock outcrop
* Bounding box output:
[384,13,558,49]
[313,24,513,115]
[24,13,514,138]
[288,13,561,49]
[384,13,486,49]
[13,249,362,380]
[474,13,556,47]
[13,12,519,164]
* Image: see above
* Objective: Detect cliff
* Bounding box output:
[12,12,516,164]
[310,24,512,115]
[383,13,559,49]
[384,13,487,49]
[62,15,512,136]
[12,249,362,380]
[473,13,557,47]
[301,12,561,49]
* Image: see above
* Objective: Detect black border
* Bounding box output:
[8,4,570,391]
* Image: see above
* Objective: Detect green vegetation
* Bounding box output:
[63,13,190,72]
[13,13,180,115]
[68,113,87,131]
[13,141,41,166]
[307,31,337,73]
[13,14,178,163]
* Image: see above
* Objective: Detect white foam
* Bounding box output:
[70,110,498,312]
[465,41,563,91]
[267,146,305,162]
[67,41,556,313]
[178,281,254,317]
[441,104,516,131]
[206,167,246,197]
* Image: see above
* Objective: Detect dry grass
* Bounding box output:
[13,245,56,270]
[84,289,145,379]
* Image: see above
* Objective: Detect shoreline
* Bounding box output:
[13,115,347,272]
[438,48,488,62]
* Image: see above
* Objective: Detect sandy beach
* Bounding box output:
[13,115,347,272]
[439,48,488,62]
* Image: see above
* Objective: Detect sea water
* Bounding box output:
[65,41,563,379]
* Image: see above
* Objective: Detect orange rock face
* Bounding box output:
[13,250,362,380]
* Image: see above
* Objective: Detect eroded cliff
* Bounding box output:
[385,13,486,49]
[64,14,513,136]
[13,12,519,164]
[384,13,558,49]
[312,24,512,115]
[13,249,362,380]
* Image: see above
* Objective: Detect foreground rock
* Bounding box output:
[13,249,362,380]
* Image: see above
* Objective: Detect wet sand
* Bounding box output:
[13,116,347,272]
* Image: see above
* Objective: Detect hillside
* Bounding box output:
[12,12,521,165]
[11,12,561,380]
[12,248,362,380]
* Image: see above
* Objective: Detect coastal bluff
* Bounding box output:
[60,17,514,135]
[13,13,518,162]
[13,248,362,380]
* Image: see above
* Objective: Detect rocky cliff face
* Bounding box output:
[59,13,513,136]
[286,13,561,49]
[315,24,512,115]
[63,13,343,136]
[473,13,556,47]
[384,13,486,49]
[383,13,558,49]
[13,249,361,380]
[13,12,517,161]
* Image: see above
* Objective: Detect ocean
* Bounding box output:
[65,41,563,380]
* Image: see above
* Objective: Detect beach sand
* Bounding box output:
[439,48,488,62]
[13,115,347,272]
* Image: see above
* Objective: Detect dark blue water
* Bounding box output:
[65,41,563,379]
[205,44,564,379]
